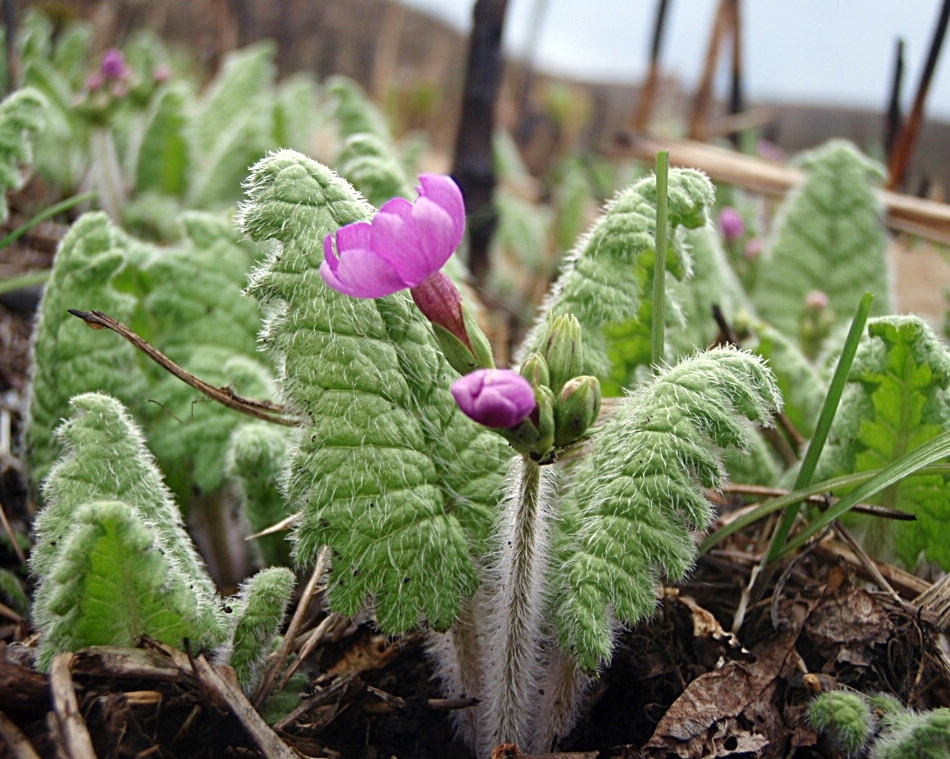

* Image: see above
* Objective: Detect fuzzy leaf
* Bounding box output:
[135,83,190,196]
[553,347,781,672]
[0,87,47,223]
[238,150,510,633]
[816,316,950,568]
[30,394,227,669]
[25,213,149,485]
[224,566,295,692]
[520,169,715,386]
[336,132,413,209]
[752,140,892,337]
[226,421,293,567]
[34,500,225,670]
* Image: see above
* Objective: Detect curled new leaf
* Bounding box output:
[223,566,295,692]
[520,168,715,385]
[752,140,892,337]
[552,347,781,672]
[30,393,227,669]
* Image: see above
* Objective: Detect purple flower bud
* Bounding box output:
[321,174,465,299]
[100,48,129,81]
[718,207,745,243]
[451,369,536,429]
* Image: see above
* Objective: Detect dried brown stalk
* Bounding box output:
[617,134,950,246]
[67,309,297,427]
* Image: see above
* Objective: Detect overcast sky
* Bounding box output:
[399,0,950,119]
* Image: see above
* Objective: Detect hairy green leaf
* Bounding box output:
[25,213,149,485]
[752,140,891,338]
[224,566,295,691]
[226,421,293,567]
[0,87,47,223]
[553,347,781,671]
[135,83,190,196]
[815,316,950,568]
[239,150,511,633]
[34,500,223,670]
[31,394,227,669]
[520,168,715,388]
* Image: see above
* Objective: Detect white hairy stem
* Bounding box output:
[425,594,485,748]
[478,456,555,756]
[530,644,593,752]
[87,127,125,224]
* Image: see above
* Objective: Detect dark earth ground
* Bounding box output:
[1,196,950,758]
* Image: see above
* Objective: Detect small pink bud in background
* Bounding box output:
[321,174,465,299]
[744,237,763,260]
[85,72,104,91]
[100,48,129,81]
[153,63,172,83]
[804,290,830,310]
[756,139,785,163]
[451,369,536,429]
[718,207,745,243]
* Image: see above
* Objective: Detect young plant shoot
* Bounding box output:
[238,156,781,754]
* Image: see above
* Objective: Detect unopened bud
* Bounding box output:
[503,384,556,461]
[412,272,494,373]
[554,375,601,448]
[543,314,584,394]
[519,352,550,390]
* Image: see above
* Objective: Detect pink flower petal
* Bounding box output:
[418,175,465,245]
[320,232,409,298]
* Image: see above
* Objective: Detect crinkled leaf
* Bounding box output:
[816,316,950,568]
[752,140,891,337]
[135,83,190,196]
[26,213,149,485]
[239,150,510,633]
[553,347,781,672]
[31,394,227,669]
[0,87,47,223]
[34,499,225,670]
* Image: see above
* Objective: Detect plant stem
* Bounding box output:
[88,127,124,224]
[481,455,553,755]
[651,149,670,366]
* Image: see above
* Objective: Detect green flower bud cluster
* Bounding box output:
[507,314,602,463]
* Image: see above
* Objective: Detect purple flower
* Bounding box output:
[100,48,129,81]
[451,369,536,429]
[718,207,745,243]
[320,174,465,299]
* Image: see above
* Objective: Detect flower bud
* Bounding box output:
[519,352,550,390]
[543,314,584,394]
[554,375,601,448]
[412,272,494,373]
[718,207,744,243]
[451,369,535,429]
[503,384,556,460]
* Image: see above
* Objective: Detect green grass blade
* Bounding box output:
[0,191,96,251]
[765,291,873,561]
[699,463,950,554]
[650,150,669,367]
[775,431,950,558]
